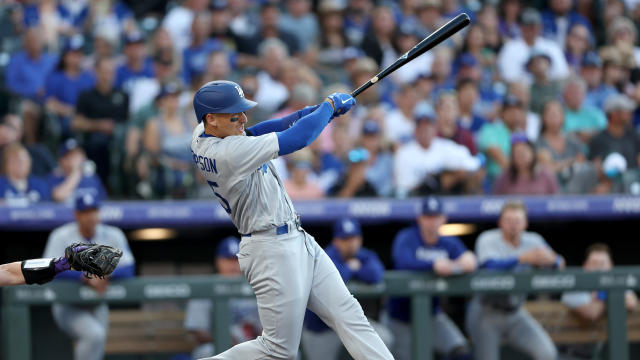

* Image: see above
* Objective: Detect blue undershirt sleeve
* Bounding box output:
[248,105,319,136]
[276,102,333,156]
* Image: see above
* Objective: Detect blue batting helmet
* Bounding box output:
[193,80,258,122]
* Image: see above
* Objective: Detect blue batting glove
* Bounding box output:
[326,93,356,118]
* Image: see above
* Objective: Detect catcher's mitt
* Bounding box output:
[65,243,123,278]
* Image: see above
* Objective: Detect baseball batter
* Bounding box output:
[191,80,393,359]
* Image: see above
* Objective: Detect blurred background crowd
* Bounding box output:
[2,0,640,204]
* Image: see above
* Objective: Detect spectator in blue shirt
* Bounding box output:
[114,31,154,92]
[4,27,57,103]
[301,217,391,360]
[541,0,593,48]
[0,142,51,206]
[48,138,106,204]
[45,35,96,138]
[182,12,223,85]
[387,196,476,360]
[4,27,57,144]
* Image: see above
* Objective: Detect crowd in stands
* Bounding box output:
[2,0,640,204]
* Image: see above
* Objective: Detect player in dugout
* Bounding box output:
[466,201,564,360]
[301,217,394,360]
[387,196,476,360]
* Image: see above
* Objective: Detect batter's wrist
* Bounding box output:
[324,98,335,112]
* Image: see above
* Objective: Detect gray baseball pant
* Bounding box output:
[465,298,557,360]
[203,229,394,360]
[52,303,109,360]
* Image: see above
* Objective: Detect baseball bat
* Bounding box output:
[351,13,471,98]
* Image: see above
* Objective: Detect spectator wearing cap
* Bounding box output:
[387,196,476,360]
[5,27,57,143]
[581,52,617,110]
[279,0,320,53]
[456,78,488,134]
[455,52,502,118]
[497,7,569,84]
[284,149,324,200]
[162,0,211,53]
[184,236,261,359]
[358,120,394,197]
[45,35,96,138]
[72,57,129,188]
[139,83,195,199]
[541,0,593,49]
[302,217,390,360]
[493,134,559,195]
[329,145,378,198]
[527,49,562,115]
[536,100,588,190]
[562,77,607,144]
[588,94,640,169]
[182,12,223,86]
[478,95,527,180]
[114,31,154,92]
[44,193,135,360]
[48,139,106,204]
[128,53,179,116]
[385,84,420,146]
[394,104,482,197]
[0,142,51,206]
[434,92,477,155]
[564,23,592,74]
[466,201,562,360]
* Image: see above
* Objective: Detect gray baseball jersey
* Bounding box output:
[190,123,296,235]
[475,228,552,309]
[43,223,135,267]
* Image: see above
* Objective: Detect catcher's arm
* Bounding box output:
[0,262,26,286]
[0,256,72,286]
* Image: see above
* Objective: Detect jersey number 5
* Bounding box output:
[207,180,231,214]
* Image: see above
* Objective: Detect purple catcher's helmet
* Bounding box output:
[193,80,257,123]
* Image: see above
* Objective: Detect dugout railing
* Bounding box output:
[3,268,640,360]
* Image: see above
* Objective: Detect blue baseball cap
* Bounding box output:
[414,102,436,123]
[75,193,100,211]
[58,138,80,157]
[124,31,145,45]
[582,52,602,68]
[421,196,443,215]
[63,35,85,53]
[362,120,381,135]
[333,217,362,238]
[216,236,240,258]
